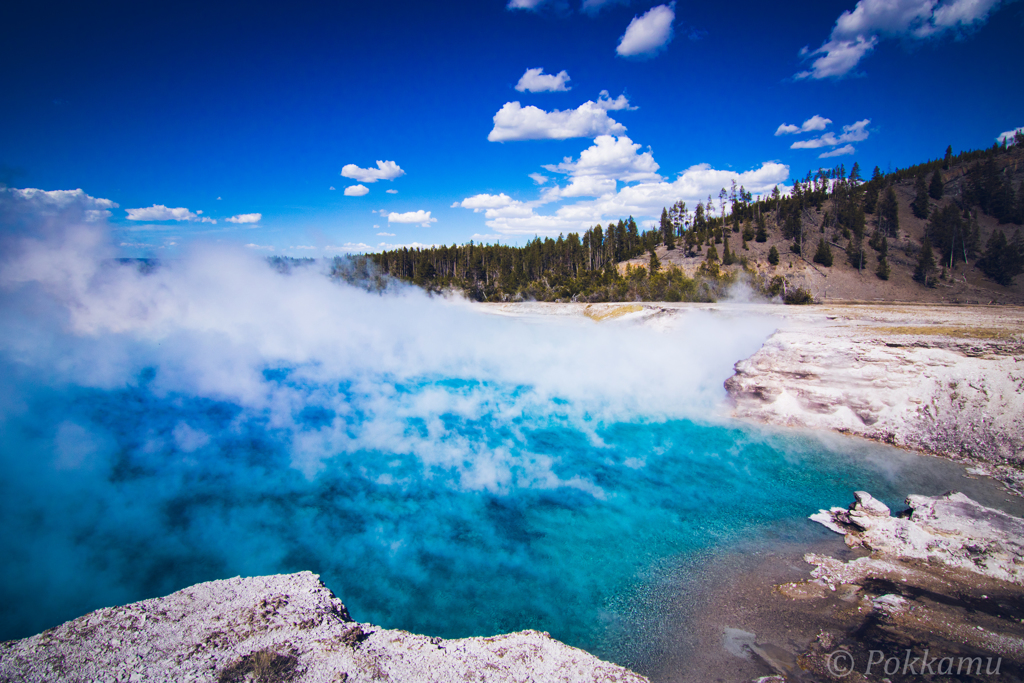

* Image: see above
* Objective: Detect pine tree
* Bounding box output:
[943,145,952,170]
[849,162,862,184]
[928,170,944,200]
[914,235,936,287]
[911,173,930,219]
[649,249,661,275]
[978,229,1024,286]
[755,214,767,242]
[767,245,779,265]
[864,183,879,214]
[722,234,735,265]
[847,236,865,271]
[877,186,900,237]
[812,238,832,267]
[876,256,890,280]
[660,207,675,250]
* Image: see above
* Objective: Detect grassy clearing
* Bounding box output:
[584,304,644,321]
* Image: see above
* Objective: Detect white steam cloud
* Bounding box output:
[0,188,780,640]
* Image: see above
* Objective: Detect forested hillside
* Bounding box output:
[355,136,1024,304]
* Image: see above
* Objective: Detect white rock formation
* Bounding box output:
[809,490,1024,585]
[0,572,648,683]
[725,309,1024,467]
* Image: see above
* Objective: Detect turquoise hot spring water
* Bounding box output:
[0,251,1016,676]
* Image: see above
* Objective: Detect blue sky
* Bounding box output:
[2,0,1022,254]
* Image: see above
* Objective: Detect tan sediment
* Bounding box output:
[583,303,645,321]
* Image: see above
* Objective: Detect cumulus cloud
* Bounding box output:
[529,173,549,185]
[819,145,856,158]
[595,90,636,111]
[488,101,627,142]
[245,243,275,250]
[775,115,832,135]
[796,0,1009,79]
[385,210,437,227]
[997,126,1024,145]
[542,135,661,198]
[455,156,789,236]
[515,68,571,93]
[377,231,396,236]
[7,188,118,217]
[386,189,398,194]
[341,160,405,183]
[456,194,517,210]
[345,185,370,197]
[126,205,198,222]
[616,3,675,58]
[226,213,262,224]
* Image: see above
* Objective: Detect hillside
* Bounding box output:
[364,139,1024,304]
[625,143,1024,305]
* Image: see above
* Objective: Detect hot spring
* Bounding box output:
[0,193,1012,674]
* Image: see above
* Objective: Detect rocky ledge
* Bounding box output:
[774,491,1024,681]
[725,304,1024,493]
[0,572,647,683]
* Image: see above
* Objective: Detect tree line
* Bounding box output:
[353,134,1023,301]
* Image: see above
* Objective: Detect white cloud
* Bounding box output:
[319,243,373,253]
[791,136,834,150]
[529,173,549,185]
[797,0,1007,79]
[838,119,870,142]
[245,243,275,251]
[126,205,198,222]
[796,36,879,80]
[377,232,396,236]
[776,115,833,135]
[819,145,856,158]
[595,90,636,111]
[8,189,119,219]
[385,210,437,227]
[802,114,833,131]
[616,3,675,58]
[515,68,571,93]
[488,101,626,142]
[84,210,113,222]
[455,156,789,237]
[345,185,370,197]
[329,186,336,191]
[542,135,661,198]
[507,0,548,8]
[997,126,1023,145]
[454,194,535,221]
[376,241,441,250]
[790,119,870,150]
[386,189,398,194]
[581,0,630,14]
[341,160,405,183]
[457,193,516,210]
[226,213,262,224]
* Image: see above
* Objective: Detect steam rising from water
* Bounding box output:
[0,190,990,669]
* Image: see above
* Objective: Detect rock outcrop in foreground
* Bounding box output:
[0,572,647,683]
[775,491,1024,680]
